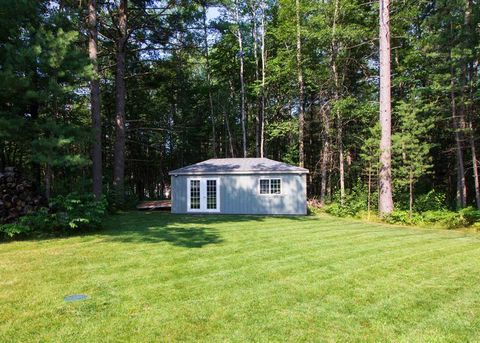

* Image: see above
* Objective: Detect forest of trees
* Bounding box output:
[0,0,479,217]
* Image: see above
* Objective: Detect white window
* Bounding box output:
[260,179,270,194]
[259,178,282,195]
[270,179,281,194]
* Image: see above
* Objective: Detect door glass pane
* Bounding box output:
[260,179,269,194]
[270,179,281,194]
[190,180,200,209]
[206,179,217,209]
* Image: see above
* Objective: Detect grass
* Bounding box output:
[1,212,480,342]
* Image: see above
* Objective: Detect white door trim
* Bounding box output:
[203,178,220,213]
[187,177,220,213]
[187,178,202,212]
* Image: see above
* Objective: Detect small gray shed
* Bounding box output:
[169,158,309,215]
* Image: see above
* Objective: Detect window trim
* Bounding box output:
[258,177,282,196]
[259,179,270,195]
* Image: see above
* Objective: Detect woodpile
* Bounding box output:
[0,167,43,222]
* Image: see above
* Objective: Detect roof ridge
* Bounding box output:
[169,158,309,175]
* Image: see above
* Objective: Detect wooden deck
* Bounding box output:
[136,200,171,211]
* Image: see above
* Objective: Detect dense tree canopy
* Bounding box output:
[0,0,478,212]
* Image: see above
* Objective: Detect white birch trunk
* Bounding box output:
[235,1,247,158]
[296,0,305,167]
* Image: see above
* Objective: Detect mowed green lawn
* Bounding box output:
[1,212,480,342]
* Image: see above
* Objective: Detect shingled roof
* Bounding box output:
[169,158,309,175]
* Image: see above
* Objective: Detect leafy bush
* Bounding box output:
[383,208,480,229]
[313,186,480,230]
[324,202,358,217]
[17,207,54,232]
[307,198,323,215]
[460,207,480,226]
[414,190,447,212]
[0,193,107,240]
[383,211,416,225]
[420,210,465,228]
[323,184,375,218]
[0,222,32,239]
[48,193,107,231]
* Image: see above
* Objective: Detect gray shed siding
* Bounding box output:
[171,173,307,215]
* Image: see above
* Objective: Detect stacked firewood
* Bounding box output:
[0,167,43,222]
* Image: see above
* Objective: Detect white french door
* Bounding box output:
[187,178,220,212]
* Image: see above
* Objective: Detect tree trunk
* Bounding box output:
[296,0,305,167]
[29,71,41,188]
[367,161,372,219]
[450,58,467,208]
[137,179,144,201]
[327,153,333,202]
[378,0,394,215]
[464,0,479,209]
[224,109,235,158]
[468,61,480,209]
[409,172,413,218]
[319,105,331,206]
[45,163,52,200]
[260,0,266,158]
[235,1,247,158]
[338,128,345,201]
[88,0,102,200]
[331,0,344,203]
[251,7,261,157]
[202,3,217,158]
[113,0,128,207]
[471,129,480,209]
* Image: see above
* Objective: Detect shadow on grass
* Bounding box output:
[106,226,223,248]
[0,211,312,247]
[100,211,310,248]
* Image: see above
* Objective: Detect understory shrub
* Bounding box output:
[414,190,447,212]
[307,198,323,215]
[0,222,32,238]
[322,184,376,217]
[48,193,107,231]
[382,207,480,229]
[0,193,107,240]
[310,186,480,229]
[383,210,422,225]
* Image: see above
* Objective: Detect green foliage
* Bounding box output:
[0,222,32,239]
[317,185,479,229]
[31,119,89,169]
[382,210,417,225]
[324,183,375,217]
[14,208,53,233]
[383,208,480,229]
[359,123,381,184]
[48,193,107,231]
[460,207,480,225]
[0,0,478,217]
[419,211,466,228]
[392,99,434,202]
[414,190,447,212]
[265,119,299,165]
[0,193,107,240]
[322,198,480,229]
